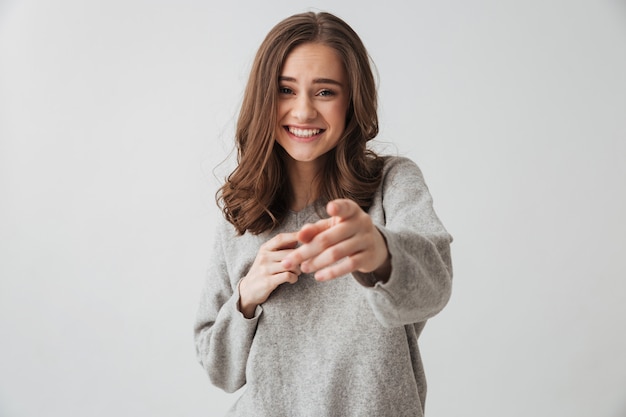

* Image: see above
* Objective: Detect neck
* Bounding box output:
[285,159,323,211]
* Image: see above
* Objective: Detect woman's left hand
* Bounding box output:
[281,199,391,282]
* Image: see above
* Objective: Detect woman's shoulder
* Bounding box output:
[213,211,271,250]
[212,212,244,245]
[380,154,424,181]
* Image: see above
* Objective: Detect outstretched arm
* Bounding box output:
[283,157,453,327]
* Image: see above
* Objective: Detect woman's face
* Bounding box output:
[275,42,350,170]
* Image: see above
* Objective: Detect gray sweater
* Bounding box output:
[194,156,453,416]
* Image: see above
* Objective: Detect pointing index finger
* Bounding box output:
[326,199,358,221]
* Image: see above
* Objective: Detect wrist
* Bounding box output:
[372,256,391,283]
[372,227,391,282]
[237,278,258,319]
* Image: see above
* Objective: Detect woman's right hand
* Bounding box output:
[238,232,301,318]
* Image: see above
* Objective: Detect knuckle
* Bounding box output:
[290,250,302,262]
[317,233,332,247]
[327,246,342,262]
[343,256,357,270]
[278,271,293,283]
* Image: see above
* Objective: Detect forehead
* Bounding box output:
[281,43,346,81]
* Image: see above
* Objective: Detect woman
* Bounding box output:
[195,11,453,416]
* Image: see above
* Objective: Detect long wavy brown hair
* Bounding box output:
[218,11,384,235]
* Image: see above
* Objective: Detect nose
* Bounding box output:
[291,95,317,122]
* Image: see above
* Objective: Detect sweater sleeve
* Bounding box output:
[354,157,453,328]
[193,222,261,393]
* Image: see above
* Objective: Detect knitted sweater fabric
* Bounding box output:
[194,156,453,417]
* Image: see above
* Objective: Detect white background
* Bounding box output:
[1,0,625,416]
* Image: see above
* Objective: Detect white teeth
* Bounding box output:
[288,127,321,138]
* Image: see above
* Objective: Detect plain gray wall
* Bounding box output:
[1,0,625,416]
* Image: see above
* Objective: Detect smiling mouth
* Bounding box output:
[286,126,323,138]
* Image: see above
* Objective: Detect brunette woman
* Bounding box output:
[195,11,453,417]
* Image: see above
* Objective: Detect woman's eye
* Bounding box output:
[279,86,293,95]
[318,89,335,97]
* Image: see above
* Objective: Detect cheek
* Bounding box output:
[331,103,349,128]
[276,103,286,122]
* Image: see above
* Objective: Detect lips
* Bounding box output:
[287,126,323,138]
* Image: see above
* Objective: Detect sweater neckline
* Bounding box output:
[288,200,322,215]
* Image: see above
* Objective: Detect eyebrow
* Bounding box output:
[278,76,344,87]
